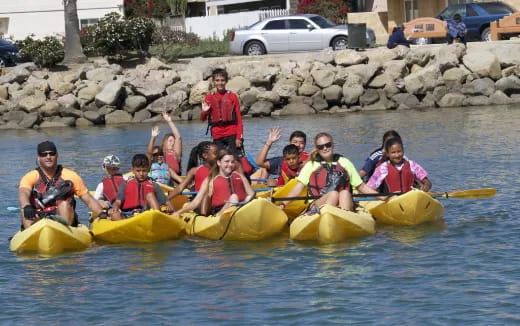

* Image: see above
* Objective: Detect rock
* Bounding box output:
[147,91,187,115]
[75,117,94,127]
[463,95,490,106]
[60,107,83,118]
[86,68,115,83]
[38,100,60,117]
[0,121,23,129]
[362,90,396,110]
[383,81,400,98]
[360,89,380,106]
[488,44,520,67]
[272,76,300,98]
[510,94,520,103]
[95,80,124,107]
[311,66,335,88]
[0,65,32,84]
[18,93,46,112]
[392,93,420,109]
[495,75,520,94]
[0,85,8,100]
[249,101,273,117]
[462,50,501,80]
[188,80,211,105]
[443,66,470,89]
[77,84,101,105]
[337,63,380,86]
[368,73,390,88]
[313,49,335,64]
[501,65,520,78]
[489,90,511,105]
[404,64,442,95]
[342,74,364,104]
[460,78,495,96]
[293,65,311,80]
[298,83,320,96]
[366,48,399,65]
[383,60,407,80]
[405,47,433,66]
[57,94,79,110]
[418,92,436,108]
[256,91,280,104]
[166,81,190,95]
[132,109,152,122]
[438,93,466,107]
[19,112,39,128]
[334,50,368,66]
[124,95,147,113]
[322,85,343,102]
[98,106,116,116]
[432,86,448,103]
[39,120,69,128]
[179,69,203,85]
[143,115,164,123]
[25,76,49,94]
[280,61,297,74]
[54,116,76,127]
[435,44,465,73]
[105,110,133,124]
[146,57,171,70]
[240,88,260,108]
[278,103,315,115]
[238,62,280,85]
[226,76,251,94]
[83,110,103,124]
[312,91,329,111]
[54,82,75,96]
[410,64,422,74]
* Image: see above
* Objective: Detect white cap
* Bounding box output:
[102,154,120,167]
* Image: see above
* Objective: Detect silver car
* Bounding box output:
[229,14,376,56]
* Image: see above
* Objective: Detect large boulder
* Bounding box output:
[226,76,251,94]
[95,79,124,107]
[443,66,470,89]
[105,110,133,124]
[438,93,466,107]
[86,67,116,83]
[188,80,211,105]
[57,94,79,110]
[124,95,147,113]
[404,64,442,95]
[18,92,46,112]
[462,50,501,80]
[359,89,380,106]
[5,110,26,123]
[311,66,335,88]
[75,117,94,127]
[39,100,61,117]
[83,110,104,124]
[256,91,280,104]
[383,60,407,80]
[147,91,187,114]
[495,75,520,94]
[489,90,511,105]
[298,83,320,96]
[434,44,465,73]
[311,91,329,111]
[392,93,420,109]
[460,78,495,96]
[0,63,36,84]
[322,85,343,102]
[463,95,490,107]
[405,47,433,66]
[277,103,315,116]
[0,85,8,100]
[240,88,260,108]
[334,50,368,66]
[133,109,152,122]
[272,75,300,98]
[366,48,399,65]
[361,90,396,110]
[342,74,364,104]
[19,112,39,129]
[77,84,101,106]
[337,63,380,86]
[249,101,273,117]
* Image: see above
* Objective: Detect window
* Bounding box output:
[466,5,478,17]
[289,19,309,29]
[309,16,335,28]
[439,4,465,20]
[479,3,514,15]
[263,20,286,30]
[404,0,418,21]
[80,18,99,29]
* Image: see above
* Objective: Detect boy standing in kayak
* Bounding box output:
[201,68,243,153]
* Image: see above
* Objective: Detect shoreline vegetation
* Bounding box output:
[1,41,520,130]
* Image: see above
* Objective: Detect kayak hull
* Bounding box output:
[183,198,288,240]
[10,219,92,255]
[91,209,185,243]
[368,189,444,226]
[290,204,375,243]
[272,178,308,220]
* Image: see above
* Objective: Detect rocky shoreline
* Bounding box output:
[1,42,520,130]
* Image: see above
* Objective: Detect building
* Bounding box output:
[0,0,123,40]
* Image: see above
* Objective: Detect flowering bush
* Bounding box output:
[151,26,199,60]
[297,0,350,23]
[80,12,155,58]
[124,0,187,18]
[15,35,64,67]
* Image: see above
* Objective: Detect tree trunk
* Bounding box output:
[63,0,87,64]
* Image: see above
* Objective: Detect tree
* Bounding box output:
[297,0,350,23]
[63,0,87,64]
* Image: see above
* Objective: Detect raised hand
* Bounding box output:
[162,111,172,122]
[201,101,210,112]
[151,125,160,138]
[267,127,281,145]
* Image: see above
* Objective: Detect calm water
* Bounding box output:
[1,106,519,325]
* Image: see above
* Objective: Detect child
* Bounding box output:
[359,130,402,182]
[447,13,467,44]
[147,112,183,184]
[94,154,126,209]
[148,145,170,185]
[277,144,304,186]
[173,149,255,217]
[110,154,160,220]
[201,68,243,153]
[368,138,431,193]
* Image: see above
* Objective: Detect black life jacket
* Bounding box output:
[308,154,350,196]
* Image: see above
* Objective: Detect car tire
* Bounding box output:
[332,36,348,51]
[414,37,431,46]
[481,27,491,42]
[244,41,265,56]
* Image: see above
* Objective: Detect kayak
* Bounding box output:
[10,218,92,255]
[272,178,308,220]
[290,204,375,243]
[90,209,185,243]
[367,189,444,226]
[182,198,288,240]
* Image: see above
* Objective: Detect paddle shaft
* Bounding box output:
[272,192,402,202]
[181,187,272,196]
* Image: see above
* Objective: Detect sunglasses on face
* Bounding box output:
[39,152,57,157]
[316,142,333,150]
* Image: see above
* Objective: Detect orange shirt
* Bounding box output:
[19,168,89,197]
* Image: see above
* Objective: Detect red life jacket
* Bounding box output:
[211,171,247,209]
[277,161,302,186]
[300,151,309,162]
[194,165,210,191]
[207,91,237,127]
[121,178,154,211]
[383,160,414,193]
[164,151,180,174]
[308,155,350,196]
[30,165,74,210]
[102,174,125,203]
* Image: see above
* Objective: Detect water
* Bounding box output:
[1,106,519,325]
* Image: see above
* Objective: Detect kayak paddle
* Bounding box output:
[428,188,496,199]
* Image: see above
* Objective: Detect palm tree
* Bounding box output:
[63,0,87,64]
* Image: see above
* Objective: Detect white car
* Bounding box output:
[229,14,376,56]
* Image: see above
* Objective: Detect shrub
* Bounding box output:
[297,0,350,23]
[15,35,64,67]
[151,26,199,60]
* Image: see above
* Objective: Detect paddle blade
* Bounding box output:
[430,188,497,199]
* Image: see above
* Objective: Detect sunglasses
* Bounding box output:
[316,142,333,150]
[39,151,57,157]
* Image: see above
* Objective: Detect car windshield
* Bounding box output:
[309,16,336,28]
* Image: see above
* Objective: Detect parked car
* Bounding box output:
[436,2,516,41]
[0,38,19,67]
[229,14,376,56]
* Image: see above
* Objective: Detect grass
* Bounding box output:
[149,38,230,61]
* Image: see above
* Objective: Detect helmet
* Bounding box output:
[103,154,120,168]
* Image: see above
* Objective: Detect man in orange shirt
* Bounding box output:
[18,141,104,230]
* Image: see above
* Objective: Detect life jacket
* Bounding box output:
[278,161,302,186]
[194,165,210,191]
[238,149,258,177]
[121,178,154,211]
[102,174,125,203]
[308,154,350,196]
[164,151,180,174]
[382,160,415,193]
[300,151,309,162]
[211,171,247,209]
[149,162,170,185]
[30,165,75,210]
[207,91,237,127]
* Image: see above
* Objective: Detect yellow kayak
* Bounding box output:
[272,178,308,220]
[182,198,288,240]
[91,209,186,243]
[368,189,444,226]
[290,204,375,243]
[10,219,92,255]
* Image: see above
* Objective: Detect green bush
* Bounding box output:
[151,26,200,60]
[15,35,64,67]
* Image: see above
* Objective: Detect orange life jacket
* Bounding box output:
[102,174,125,203]
[211,171,247,209]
